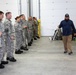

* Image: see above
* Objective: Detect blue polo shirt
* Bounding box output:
[59,20,76,36]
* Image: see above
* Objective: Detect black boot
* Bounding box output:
[20,46,26,50]
[36,36,40,39]
[25,47,28,51]
[7,57,17,62]
[30,41,33,44]
[64,51,67,54]
[15,50,23,54]
[31,39,33,42]
[18,49,23,53]
[1,61,8,65]
[34,38,37,40]
[28,43,31,46]
[22,47,28,51]
[0,64,5,69]
[68,52,73,55]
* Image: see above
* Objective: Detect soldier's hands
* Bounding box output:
[74,33,76,36]
[23,26,27,28]
[11,35,15,40]
[28,30,30,32]
[0,32,2,37]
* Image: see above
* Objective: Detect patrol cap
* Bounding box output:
[65,13,69,17]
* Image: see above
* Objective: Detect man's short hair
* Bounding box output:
[5,12,11,16]
[33,17,35,19]
[19,14,25,17]
[0,11,4,15]
[15,16,20,20]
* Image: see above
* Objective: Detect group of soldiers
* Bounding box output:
[0,11,40,69]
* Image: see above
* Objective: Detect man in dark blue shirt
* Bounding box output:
[59,14,76,55]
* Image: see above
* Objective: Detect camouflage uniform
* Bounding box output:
[27,21,33,43]
[4,19,14,58]
[22,20,28,47]
[19,20,25,47]
[35,20,39,37]
[0,21,5,64]
[14,21,22,51]
[33,20,38,38]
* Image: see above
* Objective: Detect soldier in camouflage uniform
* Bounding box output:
[0,11,8,69]
[4,12,16,62]
[33,17,38,40]
[27,17,34,46]
[14,16,23,54]
[20,14,28,50]
[19,14,29,49]
[33,17,40,39]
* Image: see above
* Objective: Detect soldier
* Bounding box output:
[4,12,16,62]
[33,17,38,40]
[28,17,34,46]
[59,14,76,55]
[19,14,29,49]
[0,11,8,69]
[19,14,28,50]
[14,16,23,54]
[33,17,40,39]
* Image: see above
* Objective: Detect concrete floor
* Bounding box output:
[0,37,76,75]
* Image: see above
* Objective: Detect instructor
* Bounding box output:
[59,14,76,55]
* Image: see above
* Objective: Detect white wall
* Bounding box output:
[32,0,39,19]
[40,0,76,36]
[1,0,76,36]
[21,0,28,19]
[0,0,19,24]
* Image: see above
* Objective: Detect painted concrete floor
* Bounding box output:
[0,37,76,75]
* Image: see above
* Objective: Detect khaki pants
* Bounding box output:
[62,35,72,53]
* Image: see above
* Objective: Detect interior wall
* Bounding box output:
[40,0,76,36]
[0,0,76,36]
[0,0,19,24]
[21,0,28,19]
[32,0,39,19]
